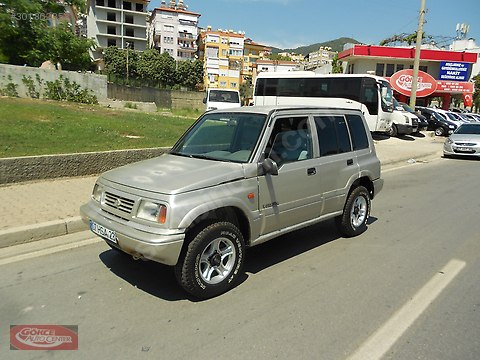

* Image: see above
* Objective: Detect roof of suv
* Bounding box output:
[206,105,363,116]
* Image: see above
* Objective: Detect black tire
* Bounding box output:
[435,127,445,136]
[174,222,245,299]
[388,123,398,137]
[336,186,371,237]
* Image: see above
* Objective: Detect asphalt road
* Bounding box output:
[1,157,479,360]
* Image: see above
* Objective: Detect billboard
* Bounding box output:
[438,62,471,82]
[389,69,437,97]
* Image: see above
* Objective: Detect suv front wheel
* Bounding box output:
[175,221,245,299]
[336,186,371,237]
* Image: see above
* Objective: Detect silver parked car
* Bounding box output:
[444,123,480,158]
[81,106,383,298]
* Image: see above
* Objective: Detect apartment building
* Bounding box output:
[243,38,271,84]
[304,46,335,71]
[149,0,200,60]
[198,28,246,90]
[87,0,149,65]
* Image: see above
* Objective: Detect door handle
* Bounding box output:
[347,159,354,166]
[307,168,316,176]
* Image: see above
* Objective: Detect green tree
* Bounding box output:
[473,74,480,112]
[331,54,343,74]
[0,0,92,69]
[46,22,95,71]
[239,78,253,105]
[176,59,203,90]
[268,54,292,62]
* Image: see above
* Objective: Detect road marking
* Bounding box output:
[347,259,466,360]
[0,238,102,266]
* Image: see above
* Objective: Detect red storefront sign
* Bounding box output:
[389,69,437,97]
[436,80,474,94]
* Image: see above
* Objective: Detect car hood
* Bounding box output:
[101,154,247,195]
[449,134,480,143]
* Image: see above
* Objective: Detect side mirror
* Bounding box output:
[202,97,207,104]
[260,158,278,176]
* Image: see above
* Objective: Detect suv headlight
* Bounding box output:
[92,184,104,202]
[446,138,453,145]
[136,200,167,224]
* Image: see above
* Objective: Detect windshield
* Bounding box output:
[455,124,480,135]
[379,80,393,113]
[171,112,266,163]
[401,103,414,113]
[208,90,240,103]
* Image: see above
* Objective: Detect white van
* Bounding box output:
[203,88,241,111]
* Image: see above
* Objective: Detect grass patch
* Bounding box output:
[0,97,198,158]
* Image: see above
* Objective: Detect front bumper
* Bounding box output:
[396,123,414,135]
[80,202,184,266]
[443,142,480,157]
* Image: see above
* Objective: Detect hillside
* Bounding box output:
[271,37,361,55]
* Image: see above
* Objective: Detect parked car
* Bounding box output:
[203,88,241,111]
[389,98,416,136]
[416,107,457,136]
[443,123,480,158]
[459,113,480,122]
[399,102,428,131]
[434,108,464,127]
[81,105,383,299]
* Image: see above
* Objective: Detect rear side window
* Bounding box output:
[314,116,352,156]
[346,114,369,150]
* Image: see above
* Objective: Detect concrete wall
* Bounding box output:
[0,64,107,101]
[108,83,205,110]
[0,148,169,185]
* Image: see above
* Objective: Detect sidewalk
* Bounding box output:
[0,133,445,248]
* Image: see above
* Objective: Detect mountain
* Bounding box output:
[271,37,361,55]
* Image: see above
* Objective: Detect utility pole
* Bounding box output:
[126,42,130,83]
[409,0,426,108]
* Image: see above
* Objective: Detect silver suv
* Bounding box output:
[81,106,383,298]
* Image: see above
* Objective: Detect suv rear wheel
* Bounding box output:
[175,222,245,299]
[336,186,371,237]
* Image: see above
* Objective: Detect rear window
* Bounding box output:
[209,90,240,103]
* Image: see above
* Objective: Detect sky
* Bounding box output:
[148,0,480,50]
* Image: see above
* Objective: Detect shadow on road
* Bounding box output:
[98,218,378,301]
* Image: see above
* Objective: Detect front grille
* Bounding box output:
[455,142,476,146]
[104,192,135,214]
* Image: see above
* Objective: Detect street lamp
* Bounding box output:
[126,41,130,83]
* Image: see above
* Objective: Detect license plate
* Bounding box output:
[456,147,472,152]
[90,220,117,243]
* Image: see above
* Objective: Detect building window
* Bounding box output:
[222,49,227,56]
[164,24,174,32]
[122,1,131,10]
[135,3,143,11]
[124,14,133,23]
[419,65,428,72]
[107,39,117,47]
[385,64,395,77]
[125,27,134,37]
[96,0,105,6]
[107,0,116,8]
[220,81,227,87]
[107,12,116,21]
[107,25,116,35]
[375,63,384,77]
[230,82,237,88]
[396,64,404,72]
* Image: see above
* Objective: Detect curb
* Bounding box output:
[0,216,87,249]
[380,150,443,169]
